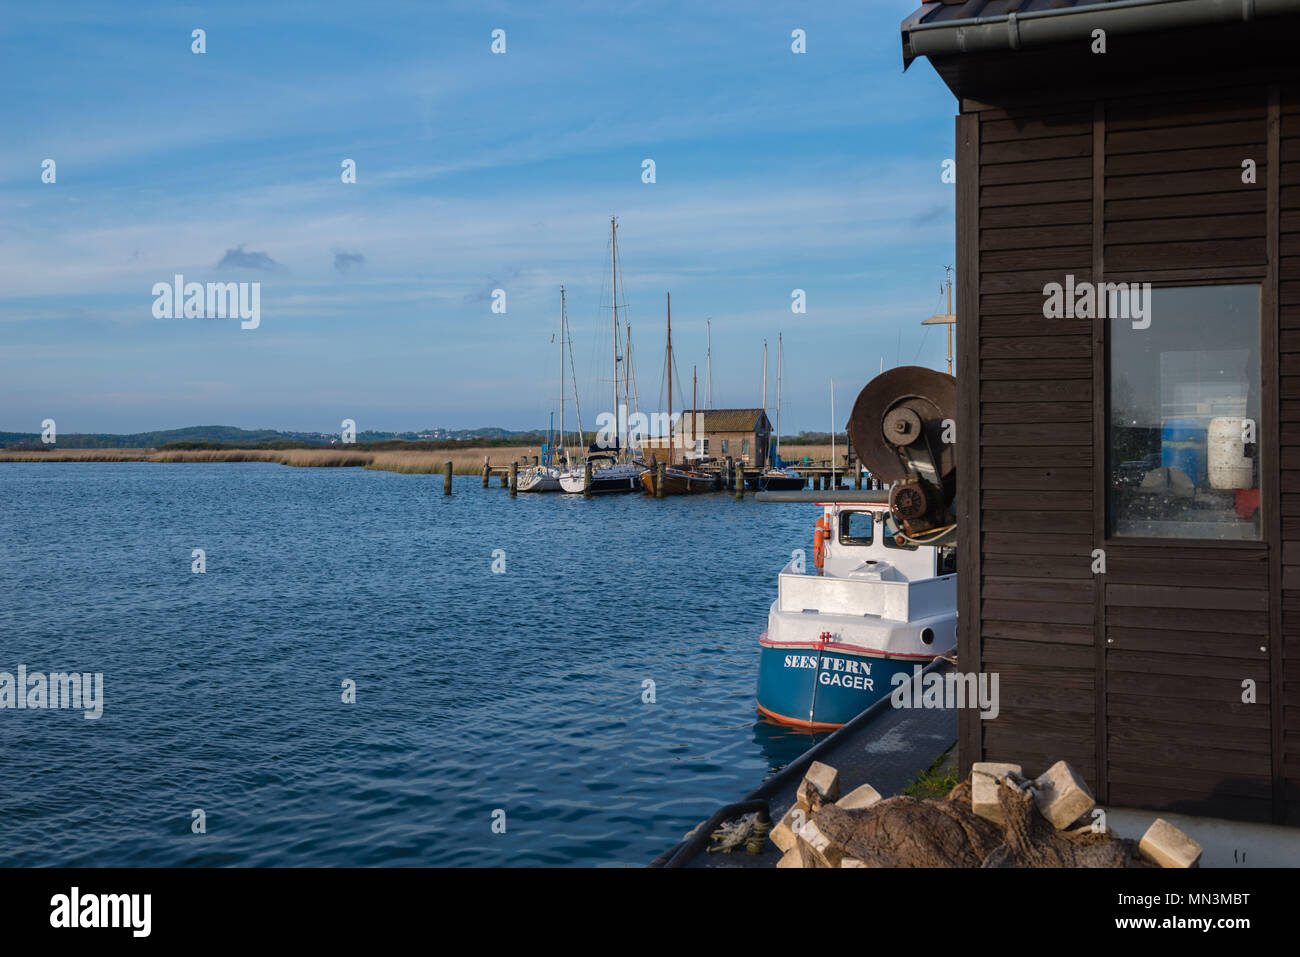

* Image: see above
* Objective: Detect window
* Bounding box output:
[742,439,749,455]
[937,544,957,575]
[839,511,873,545]
[721,439,729,453]
[881,512,918,550]
[1108,284,1261,540]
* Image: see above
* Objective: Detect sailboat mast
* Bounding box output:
[830,379,836,489]
[667,292,672,448]
[776,332,782,466]
[559,286,566,462]
[611,217,619,457]
[692,365,697,456]
[706,320,712,410]
[762,340,768,412]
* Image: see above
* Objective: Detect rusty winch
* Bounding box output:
[847,366,957,546]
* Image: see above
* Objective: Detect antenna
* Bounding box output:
[706,319,712,410]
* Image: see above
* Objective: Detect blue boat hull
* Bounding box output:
[756,641,922,729]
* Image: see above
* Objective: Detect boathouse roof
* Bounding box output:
[680,409,772,433]
[903,0,1300,67]
[901,0,1300,91]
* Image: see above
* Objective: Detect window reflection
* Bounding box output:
[1108,285,1261,540]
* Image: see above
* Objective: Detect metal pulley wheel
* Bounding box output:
[847,366,957,484]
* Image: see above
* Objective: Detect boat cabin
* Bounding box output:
[815,505,956,582]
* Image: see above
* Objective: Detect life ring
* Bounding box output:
[813,515,831,570]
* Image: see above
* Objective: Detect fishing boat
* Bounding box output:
[640,292,714,496]
[755,365,959,730]
[754,499,957,729]
[642,462,715,495]
[559,217,645,494]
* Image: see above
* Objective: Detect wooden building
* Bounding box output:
[902,0,1300,825]
[678,408,773,466]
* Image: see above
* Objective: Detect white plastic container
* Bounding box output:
[1207,416,1253,490]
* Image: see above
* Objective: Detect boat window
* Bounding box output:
[881,513,918,550]
[839,511,873,545]
[937,544,957,574]
[1107,284,1261,540]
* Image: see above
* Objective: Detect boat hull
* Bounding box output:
[558,466,643,494]
[746,472,805,491]
[517,471,562,492]
[641,469,715,496]
[755,636,924,729]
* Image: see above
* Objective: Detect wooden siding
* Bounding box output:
[975,103,1098,789]
[1281,80,1300,825]
[961,77,1292,824]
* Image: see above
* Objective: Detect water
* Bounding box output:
[0,462,829,866]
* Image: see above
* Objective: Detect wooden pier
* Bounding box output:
[476,455,882,493]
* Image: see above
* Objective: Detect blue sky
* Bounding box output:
[0,1,957,435]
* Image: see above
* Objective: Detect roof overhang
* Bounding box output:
[903,0,1300,70]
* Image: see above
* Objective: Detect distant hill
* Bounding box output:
[0,425,553,449]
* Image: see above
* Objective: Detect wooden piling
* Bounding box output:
[734,461,744,500]
[583,460,592,497]
[854,466,862,490]
[509,460,518,496]
[656,461,665,499]
[443,460,453,496]
[482,458,490,488]
[500,470,508,488]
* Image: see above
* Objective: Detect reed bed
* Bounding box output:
[0,443,841,475]
[0,445,542,474]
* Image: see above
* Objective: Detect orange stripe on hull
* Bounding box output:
[755,702,844,732]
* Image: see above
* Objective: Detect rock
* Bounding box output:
[840,856,866,868]
[770,802,811,853]
[971,762,1022,825]
[1031,760,1095,829]
[776,847,802,868]
[796,818,845,868]
[796,761,841,811]
[837,783,883,811]
[1139,818,1203,868]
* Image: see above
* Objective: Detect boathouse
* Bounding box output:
[679,408,773,466]
[902,0,1300,826]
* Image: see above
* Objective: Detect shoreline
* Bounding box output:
[0,444,838,477]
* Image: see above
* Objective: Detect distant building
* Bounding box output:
[677,408,773,466]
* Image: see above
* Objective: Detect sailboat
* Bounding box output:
[518,287,571,492]
[748,332,804,491]
[559,217,645,494]
[641,292,714,496]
